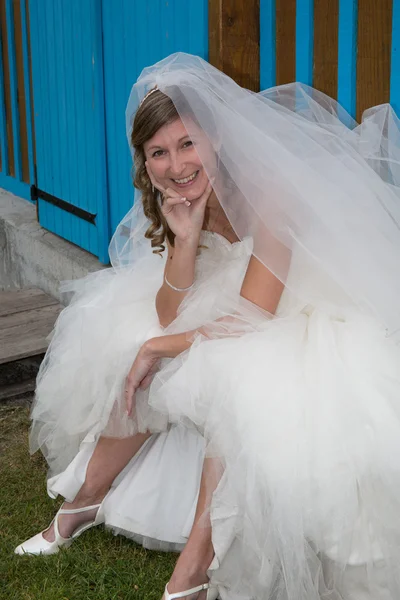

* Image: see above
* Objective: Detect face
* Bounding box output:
[143,118,215,200]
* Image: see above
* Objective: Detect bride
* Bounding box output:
[15,53,400,600]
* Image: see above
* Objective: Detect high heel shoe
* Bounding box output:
[14,500,106,556]
[164,582,219,600]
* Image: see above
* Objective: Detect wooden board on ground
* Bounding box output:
[0,289,62,364]
[0,288,59,318]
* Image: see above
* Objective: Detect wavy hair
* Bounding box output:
[130,90,179,256]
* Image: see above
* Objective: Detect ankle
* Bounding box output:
[169,555,213,589]
[69,484,109,508]
[168,569,208,591]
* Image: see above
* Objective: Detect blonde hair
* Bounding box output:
[131,90,179,256]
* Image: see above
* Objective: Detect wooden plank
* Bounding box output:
[356,0,393,122]
[0,377,35,401]
[13,0,30,183]
[0,303,61,364]
[209,0,260,91]
[275,0,296,85]
[0,0,14,175]
[0,303,62,330]
[0,288,58,317]
[313,0,339,99]
[0,5,8,173]
[5,0,22,180]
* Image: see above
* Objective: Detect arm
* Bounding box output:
[155,236,199,328]
[145,164,213,328]
[125,254,285,413]
[151,254,285,357]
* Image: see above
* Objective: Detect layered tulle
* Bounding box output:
[30,226,400,597]
[30,231,252,477]
[150,292,400,599]
[29,50,400,598]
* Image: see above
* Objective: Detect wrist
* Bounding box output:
[174,233,200,249]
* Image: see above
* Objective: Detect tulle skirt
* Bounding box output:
[150,306,400,599]
[29,231,400,599]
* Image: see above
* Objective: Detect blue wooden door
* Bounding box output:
[27,0,208,263]
[101,0,209,235]
[28,0,110,262]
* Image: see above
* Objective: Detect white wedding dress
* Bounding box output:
[29,224,400,599]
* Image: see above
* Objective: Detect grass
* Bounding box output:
[0,404,176,600]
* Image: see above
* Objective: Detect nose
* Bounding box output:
[168,151,186,177]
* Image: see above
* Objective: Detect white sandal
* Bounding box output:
[164,582,219,600]
[14,500,106,556]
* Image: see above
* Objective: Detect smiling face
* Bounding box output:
[143,118,213,201]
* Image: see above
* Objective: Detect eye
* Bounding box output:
[152,149,165,158]
[183,140,193,148]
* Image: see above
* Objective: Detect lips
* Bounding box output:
[171,170,199,186]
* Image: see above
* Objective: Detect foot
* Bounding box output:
[42,493,106,542]
[163,570,211,600]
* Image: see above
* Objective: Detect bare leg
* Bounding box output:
[43,432,152,541]
[164,457,222,600]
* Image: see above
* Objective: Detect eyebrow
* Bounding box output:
[147,135,190,151]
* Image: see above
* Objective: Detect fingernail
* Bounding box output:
[181,197,186,201]
[185,201,191,206]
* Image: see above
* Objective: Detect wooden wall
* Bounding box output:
[210,0,399,121]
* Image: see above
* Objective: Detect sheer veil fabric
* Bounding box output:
[114,53,400,599]
[115,52,400,342]
[30,53,400,600]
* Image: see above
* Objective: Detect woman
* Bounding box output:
[15,53,400,600]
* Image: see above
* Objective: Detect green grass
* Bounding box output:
[0,405,176,600]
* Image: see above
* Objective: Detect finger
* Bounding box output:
[125,380,136,416]
[139,374,154,390]
[190,181,213,214]
[164,187,187,200]
[145,161,166,194]
[163,195,189,207]
[140,361,159,388]
[200,179,214,202]
[161,197,190,216]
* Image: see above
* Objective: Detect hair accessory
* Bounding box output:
[164,274,194,292]
[139,86,159,108]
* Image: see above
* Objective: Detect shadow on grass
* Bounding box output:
[0,405,176,600]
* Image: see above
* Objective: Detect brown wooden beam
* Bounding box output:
[209,0,260,91]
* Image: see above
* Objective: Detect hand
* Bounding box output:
[125,342,160,416]
[146,162,214,244]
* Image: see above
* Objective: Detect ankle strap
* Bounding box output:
[164,583,209,600]
[58,503,101,515]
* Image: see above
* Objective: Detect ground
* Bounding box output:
[0,402,176,600]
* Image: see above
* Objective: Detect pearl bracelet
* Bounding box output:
[164,274,194,292]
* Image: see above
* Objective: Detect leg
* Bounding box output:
[44,432,152,541]
[165,457,222,600]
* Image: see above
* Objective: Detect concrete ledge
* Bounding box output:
[0,188,106,302]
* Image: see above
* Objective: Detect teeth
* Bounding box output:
[173,171,198,184]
